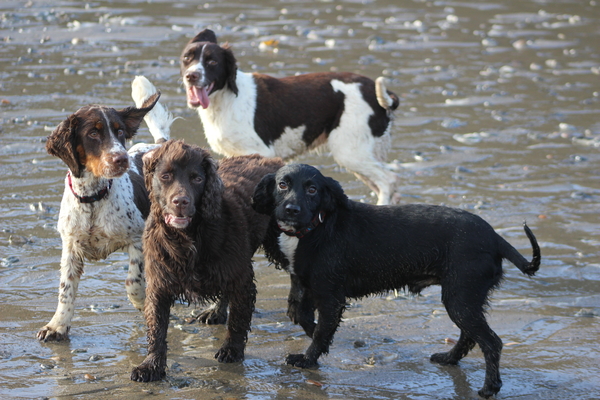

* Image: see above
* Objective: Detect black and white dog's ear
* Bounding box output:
[191,29,217,44]
[252,173,276,215]
[46,114,85,178]
[222,44,238,96]
[321,176,350,213]
[117,92,160,139]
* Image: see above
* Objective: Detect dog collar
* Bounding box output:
[67,171,113,204]
[282,211,325,239]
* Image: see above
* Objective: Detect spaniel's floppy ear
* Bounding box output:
[321,175,350,213]
[191,29,217,44]
[142,147,160,193]
[199,151,223,220]
[252,173,276,215]
[222,44,238,96]
[46,114,84,178]
[117,92,160,139]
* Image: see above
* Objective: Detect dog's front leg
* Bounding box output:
[286,289,345,369]
[130,290,171,382]
[287,276,316,338]
[214,273,256,363]
[37,244,83,341]
[125,242,145,311]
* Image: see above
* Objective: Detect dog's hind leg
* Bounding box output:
[125,243,145,311]
[328,133,400,205]
[37,246,83,341]
[196,297,228,325]
[435,282,503,398]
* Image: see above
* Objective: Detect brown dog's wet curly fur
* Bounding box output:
[131,140,283,382]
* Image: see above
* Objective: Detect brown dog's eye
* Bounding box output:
[307,186,317,195]
[207,60,217,66]
[160,173,171,181]
[191,175,203,184]
[88,130,99,138]
[117,129,124,137]
[278,181,288,190]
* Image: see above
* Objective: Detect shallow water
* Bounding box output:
[0,0,599,399]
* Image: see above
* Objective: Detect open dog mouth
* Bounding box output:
[165,214,192,229]
[187,82,215,109]
[277,221,298,234]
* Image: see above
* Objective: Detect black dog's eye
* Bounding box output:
[278,181,288,190]
[191,175,203,184]
[207,59,217,66]
[182,54,191,62]
[307,186,317,195]
[88,130,99,139]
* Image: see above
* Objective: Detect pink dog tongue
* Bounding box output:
[188,86,210,109]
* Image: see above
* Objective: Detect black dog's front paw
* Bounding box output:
[478,379,502,398]
[215,345,244,363]
[131,363,165,382]
[285,353,319,369]
[430,351,460,365]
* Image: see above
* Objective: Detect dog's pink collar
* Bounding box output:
[67,171,113,204]
[282,211,325,239]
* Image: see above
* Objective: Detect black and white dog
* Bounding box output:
[179,28,401,205]
[251,163,541,399]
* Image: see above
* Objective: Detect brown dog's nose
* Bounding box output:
[172,195,190,208]
[285,204,301,216]
[186,71,200,83]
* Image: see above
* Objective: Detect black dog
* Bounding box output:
[251,163,541,398]
[130,140,283,382]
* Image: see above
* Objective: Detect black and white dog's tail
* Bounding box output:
[375,77,400,113]
[131,75,175,144]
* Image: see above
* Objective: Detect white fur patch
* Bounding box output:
[198,71,274,157]
[272,125,308,159]
[278,233,299,272]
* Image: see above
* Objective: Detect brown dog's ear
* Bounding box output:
[46,114,85,177]
[222,44,238,96]
[117,92,161,139]
[200,151,223,220]
[252,173,276,215]
[142,147,160,193]
[191,29,217,44]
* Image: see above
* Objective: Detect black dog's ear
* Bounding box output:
[46,114,84,178]
[252,173,276,215]
[200,151,224,220]
[222,44,238,96]
[117,92,160,139]
[191,29,217,44]
[321,176,349,213]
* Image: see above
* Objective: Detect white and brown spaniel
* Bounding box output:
[37,79,173,341]
[178,28,401,205]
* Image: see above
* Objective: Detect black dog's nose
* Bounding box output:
[285,204,301,216]
[185,71,200,83]
[172,196,190,208]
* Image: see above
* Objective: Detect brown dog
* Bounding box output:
[131,140,283,382]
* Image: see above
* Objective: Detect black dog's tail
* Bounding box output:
[498,222,541,277]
